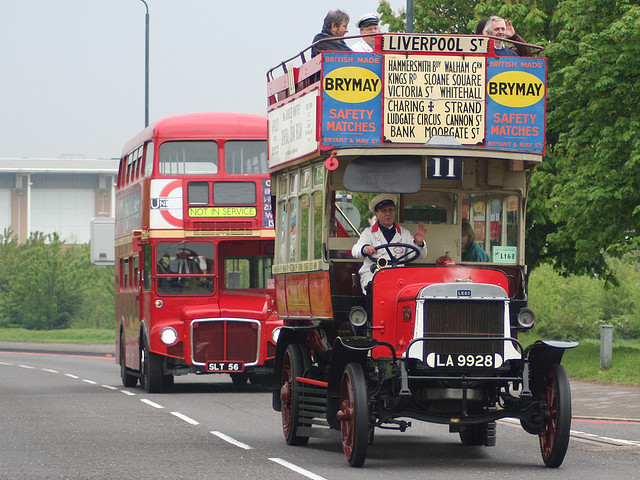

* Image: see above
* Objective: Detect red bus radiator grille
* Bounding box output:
[423,300,504,355]
[191,320,259,364]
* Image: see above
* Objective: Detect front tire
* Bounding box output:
[338,362,369,467]
[539,364,572,467]
[230,372,249,387]
[140,339,164,393]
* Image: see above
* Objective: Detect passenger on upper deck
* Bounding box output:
[476,17,532,57]
[483,16,519,57]
[351,12,380,52]
[352,194,427,294]
[312,9,351,57]
[461,219,489,262]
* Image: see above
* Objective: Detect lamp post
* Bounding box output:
[406,0,413,33]
[139,0,150,127]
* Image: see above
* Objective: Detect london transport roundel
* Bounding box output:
[150,179,183,229]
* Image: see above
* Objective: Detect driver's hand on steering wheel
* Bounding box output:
[363,245,376,256]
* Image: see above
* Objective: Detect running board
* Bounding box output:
[295,377,340,440]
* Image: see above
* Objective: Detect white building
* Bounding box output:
[0,157,118,244]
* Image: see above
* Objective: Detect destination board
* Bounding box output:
[383,55,486,144]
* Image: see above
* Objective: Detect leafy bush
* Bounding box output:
[529,260,640,340]
[0,230,113,330]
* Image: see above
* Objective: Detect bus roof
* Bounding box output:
[121,112,267,157]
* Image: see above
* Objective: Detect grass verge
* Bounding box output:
[0,328,114,345]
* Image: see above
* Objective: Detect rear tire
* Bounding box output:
[459,424,485,446]
[280,344,309,446]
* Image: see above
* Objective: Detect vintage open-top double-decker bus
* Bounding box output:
[267,32,577,467]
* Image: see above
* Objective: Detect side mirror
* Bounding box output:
[132,230,144,253]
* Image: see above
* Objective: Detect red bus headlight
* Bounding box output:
[160,327,179,345]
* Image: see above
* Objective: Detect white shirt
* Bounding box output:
[351,222,427,293]
[351,39,373,52]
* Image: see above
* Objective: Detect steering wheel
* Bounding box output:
[373,242,421,266]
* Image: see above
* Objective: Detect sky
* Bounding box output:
[2,1,404,160]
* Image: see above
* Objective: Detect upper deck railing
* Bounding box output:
[267,33,546,171]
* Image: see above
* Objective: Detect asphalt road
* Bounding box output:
[1,343,639,480]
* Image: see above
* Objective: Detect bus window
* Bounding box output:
[403,192,457,225]
[155,241,215,295]
[213,182,256,205]
[462,193,520,264]
[312,190,323,258]
[188,181,209,205]
[121,258,129,291]
[143,142,154,177]
[224,140,268,175]
[143,244,152,290]
[224,256,274,289]
[159,141,218,175]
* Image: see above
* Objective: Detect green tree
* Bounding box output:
[2,233,85,330]
[543,1,640,281]
[379,0,640,282]
[379,0,478,34]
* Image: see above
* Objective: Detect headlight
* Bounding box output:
[271,327,282,343]
[349,306,368,328]
[160,327,179,345]
[517,308,536,329]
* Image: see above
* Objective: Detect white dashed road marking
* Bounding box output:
[269,458,328,480]
[141,399,164,409]
[210,431,253,450]
[171,411,199,425]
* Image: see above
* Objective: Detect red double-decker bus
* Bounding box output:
[115,112,281,393]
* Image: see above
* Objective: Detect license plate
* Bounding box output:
[425,353,503,369]
[205,361,244,372]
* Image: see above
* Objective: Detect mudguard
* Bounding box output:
[326,336,375,430]
[525,340,578,395]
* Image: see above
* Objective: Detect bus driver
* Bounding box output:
[352,193,427,293]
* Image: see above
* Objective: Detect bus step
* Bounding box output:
[295,377,339,439]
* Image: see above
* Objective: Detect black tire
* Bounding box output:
[119,333,138,388]
[338,362,369,468]
[140,339,164,393]
[280,344,309,446]
[459,424,486,446]
[230,372,249,387]
[539,364,572,468]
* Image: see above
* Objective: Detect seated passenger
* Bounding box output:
[461,219,489,262]
[352,194,427,294]
[351,12,380,52]
[312,9,351,57]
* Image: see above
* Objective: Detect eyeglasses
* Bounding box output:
[378,208,396,214]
